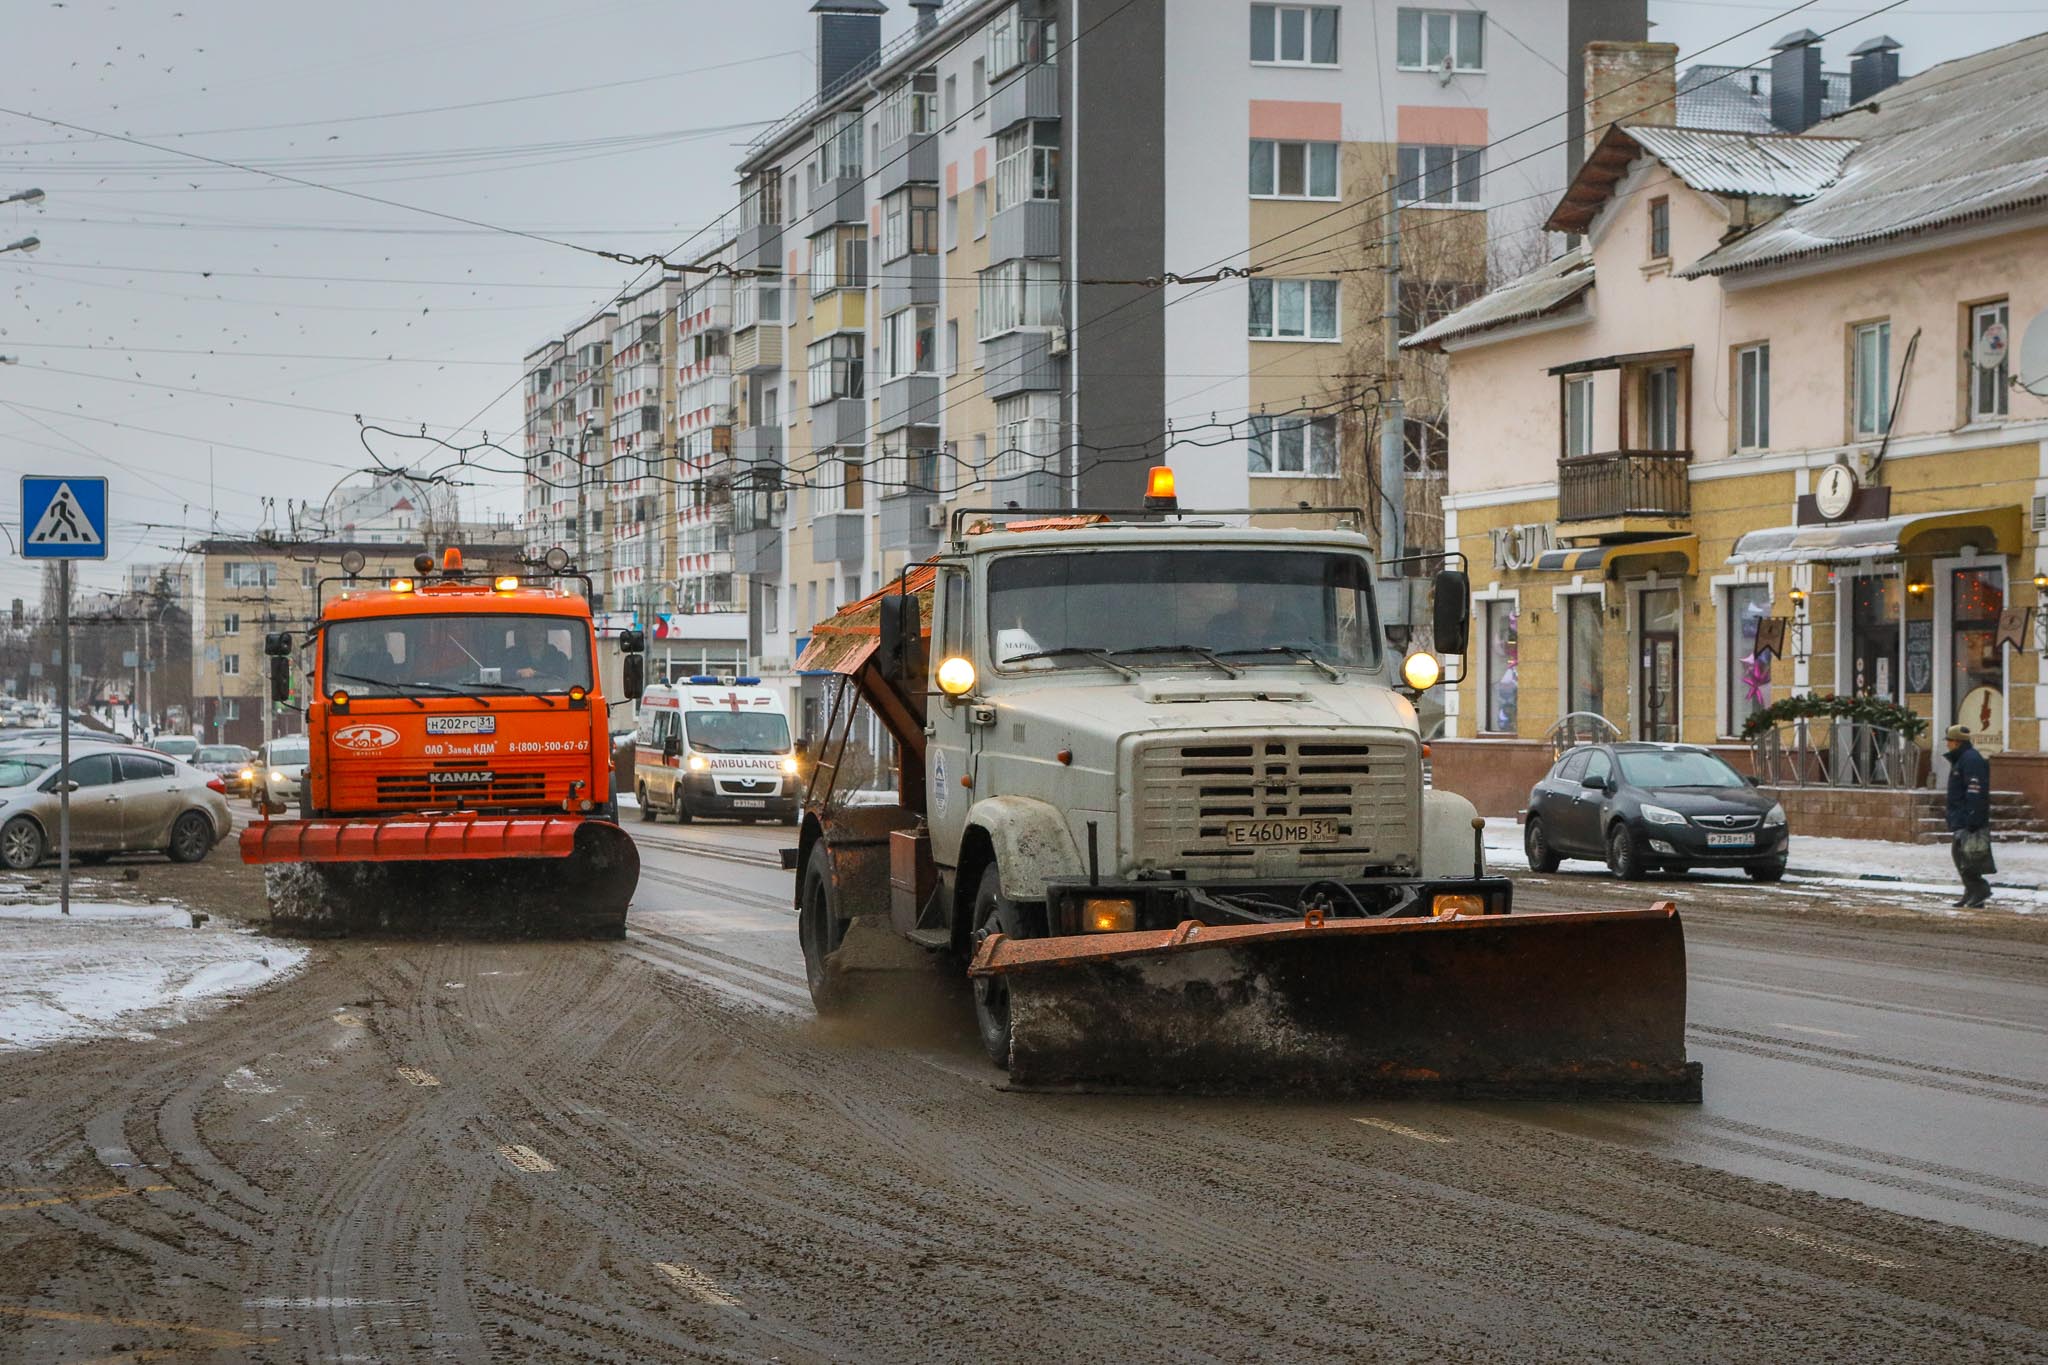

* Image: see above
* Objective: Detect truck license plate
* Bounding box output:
[1225,818,1338,847]
[428,770,494,786]
[1706,832,1754,848]
[427,716,496,735]
[731,798,767,809]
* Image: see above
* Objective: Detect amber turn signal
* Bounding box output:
[1083,897,1137,933]
[1431,893,1485,918]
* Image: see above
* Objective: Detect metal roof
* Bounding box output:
[1674,62,1853,135]
[1402,249,1593,350]
[1625,126,1857,198]
[1682,33,2048,278]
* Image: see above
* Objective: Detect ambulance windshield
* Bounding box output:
[685,711,792,754]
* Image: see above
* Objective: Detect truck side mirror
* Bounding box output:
[1432,570,1471,656]
[878,591,922,684]
[269,655,291,704]
[621,653,644,701]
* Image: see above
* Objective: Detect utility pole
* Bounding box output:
[56,561,70,915]
[1379,173,1406,572]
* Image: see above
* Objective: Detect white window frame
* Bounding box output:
[1852,319,1891,439]
[808,225,866,297]
[882,305,936,383]
[1970,299,2009,422]
[1248,278,1340,343]
[881,184,938,263]
[1250,4,1340,66]
[994,393,1060,482]
[1713,573,1777,739]
[1396,8,1484,72]
[814,111,861,184]
[1643,363,1680,451]
[977,259,1061,339]
[1552,582,1607,724]
[1396,144,1483,206]
[876,72,938,149]
[222,612,241,636]
[1564,375,1595,458]
[806,333,863,405]
[993,121,1060,215]
[1247,413,1338,477]
[1249,139,1339,200]
[1474,587,1520,736]
[222,654,241,677]
[1735,342,1770,451]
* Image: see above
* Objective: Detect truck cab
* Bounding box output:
[634,677,799,825]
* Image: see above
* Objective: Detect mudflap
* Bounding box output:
[970,906,1701,1101]
[260,820,640,939]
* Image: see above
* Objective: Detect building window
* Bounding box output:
[1404,415,1447,473]
[1565,593,1603,718]
[1396,144,1482,205]
[813,111,861,184]
[222,612,241,635]
[1953,567,2005,734]
[1642,364,1681,450]
[972,184,988,238]
[1648,196,1670,259]
[882,305,936,382]
[1250,5,1339,65]
[1397,8,1484,71]
[945,319,960,376]
[222,654,241,677]
[977,259,1062,338]
[1970,300,2009,421]
[987,3,1055,76]
[1249,139,1338,199]
[1482,599,1518,733]
[1725,583,1771,735]
[220,698,239,722]
[994,393,1060,484]
[970,57,986,113]
[1563,375,1594,457]
[881,185,938,262]
[806,333,864,405]
[223,562,278,588]
[808,225,867,296]
[812,457,861,517]
[993,121,1060,214]
[1639,587,1681,742]
[1734,342,1770,451]
[1247,414,1338,476]
[877,72,938,149]
[763,585,779,635]
[1248,278,1339,342]
[1852,320,1891,438]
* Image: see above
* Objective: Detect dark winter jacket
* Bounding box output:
[1947,742,1991,832]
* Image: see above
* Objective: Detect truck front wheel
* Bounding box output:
[970,863,1043,1070]
[797,847,849,1014]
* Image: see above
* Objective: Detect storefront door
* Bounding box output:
[1847,573,1901,701]
[1639,587,1680,742]
[1950,566,2005,747]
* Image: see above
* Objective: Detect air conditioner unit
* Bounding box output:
[1047,330,1069,357]
[2033,494,2046,533]
[770,490,789,513]
[925,503,947,529]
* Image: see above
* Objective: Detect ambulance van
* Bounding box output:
[633,677,799,824]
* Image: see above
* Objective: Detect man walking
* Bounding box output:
[1946,724,1993,908]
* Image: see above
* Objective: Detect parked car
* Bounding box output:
[1523,742,1788,882]
[0,745,233,870]
[254,736,311,814]
[193,743,257,796]
[149,733,201,761]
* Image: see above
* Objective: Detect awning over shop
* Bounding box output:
[1533,534,1698,576]
[1728,506,2023,565]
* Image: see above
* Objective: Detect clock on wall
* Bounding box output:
[1814,461,1859,520]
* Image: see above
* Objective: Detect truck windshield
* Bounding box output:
[685,711,792,754]
[322,614,592,697]
[987,549,1381,671]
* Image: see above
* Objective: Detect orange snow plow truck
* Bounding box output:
[240,547,642,935]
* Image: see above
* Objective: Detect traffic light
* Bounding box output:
[9,599,20,629]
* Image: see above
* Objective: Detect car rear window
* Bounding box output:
[196,746,246,763]
[269,743,310,765]
[118,753,176,782]
[1554,749,1590,782]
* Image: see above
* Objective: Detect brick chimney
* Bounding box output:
[1771,29,1824,132]
[1583,41,1678,161]
[1850,34,1903,104]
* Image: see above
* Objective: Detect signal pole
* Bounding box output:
[1379,173,1406,571]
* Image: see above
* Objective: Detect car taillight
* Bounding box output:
[206,777,226,793]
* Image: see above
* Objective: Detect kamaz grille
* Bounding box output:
[373,771,548,808]
[1133,735,1419,872]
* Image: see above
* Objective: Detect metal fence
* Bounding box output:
[1749,720,1921,789]
[1546,711,1620,760]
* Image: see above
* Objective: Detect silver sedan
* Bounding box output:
[0,745,234,870]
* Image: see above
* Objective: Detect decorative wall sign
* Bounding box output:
[1996,607,2032,654]
[1752,615,1788,660]
[1490,522,1557,571]
[1905,619,1933,694]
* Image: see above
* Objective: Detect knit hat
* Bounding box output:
[1946,724,1972,741]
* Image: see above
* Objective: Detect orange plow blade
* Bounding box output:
[241,816,582,864]
[969,906,1700,1100]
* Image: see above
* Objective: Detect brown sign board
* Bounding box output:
[1794,485,1892,526]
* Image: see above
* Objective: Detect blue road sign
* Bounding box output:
[20,476,109,560]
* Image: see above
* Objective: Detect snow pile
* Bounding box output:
[0,901,307,1051]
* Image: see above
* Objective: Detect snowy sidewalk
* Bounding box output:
[1482,817,2047,913]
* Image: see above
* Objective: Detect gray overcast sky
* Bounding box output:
[3,0,2042,600]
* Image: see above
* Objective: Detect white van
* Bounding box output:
[634,677,798,824]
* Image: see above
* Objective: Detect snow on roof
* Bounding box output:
[1675,62,1853,135]
[1681,32,2048,278]
[1402,249,1592,351]
[1625,125,1857,199]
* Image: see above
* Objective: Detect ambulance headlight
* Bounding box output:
[687,754,709,772]
[781,756,799,775]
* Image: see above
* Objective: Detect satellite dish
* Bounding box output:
[1974,319,2009,370]
[2019,309,2048,397]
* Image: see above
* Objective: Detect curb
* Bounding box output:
[1785,865,2046,893]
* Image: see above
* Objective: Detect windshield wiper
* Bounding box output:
[1003,646,1140,679]
[325,671,491,708]
[327,670,425,708]
[465,681,555,707]
[1110,644,1244,678]
[1216,645,1342,682]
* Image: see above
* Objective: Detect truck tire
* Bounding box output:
[636,785,654,822]
[797,846,849,1014]
[970,863,1041,1070]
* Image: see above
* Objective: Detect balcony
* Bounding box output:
[808,173,864,230]
[880,488,940,554]
[990,200,1060,264]
[873,254,939,317]
[810,396,866,449]
[991,64,1060,131]
[737,221,782,273]
[812,511,866,567]
[984,330,1061,399]
[732,424,783,466]
[874,374,940,434]
[875,130,937,198]
[732,325,784,374]
[1557,451,1692,531]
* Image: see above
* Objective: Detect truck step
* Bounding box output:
[904,927,952,950]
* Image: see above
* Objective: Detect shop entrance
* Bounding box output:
[1846,572,1901,701]
[1638,587,1681,742]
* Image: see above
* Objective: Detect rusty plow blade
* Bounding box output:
[244,817,639,938]
[969,906,1701,1101]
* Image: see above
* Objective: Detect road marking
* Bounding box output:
[498,1144,556,1174]
[653,1261,739,1306]
[1771,1023,1857,1040]
[0,1185,172,1213]
[1353,1117,1454,1144]
[1762,1225,1905,1268]
[0,1304,276,1350]
[396,1066,441,1087]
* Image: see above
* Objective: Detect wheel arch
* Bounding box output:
[1420,787,1483,880]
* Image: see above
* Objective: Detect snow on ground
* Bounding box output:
[0,901,307,1051]
[1483,817,2046,914]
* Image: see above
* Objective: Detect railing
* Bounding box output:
[1557,450,1691,522]
[1750,720,1922,789]
[1546,711,1620,760]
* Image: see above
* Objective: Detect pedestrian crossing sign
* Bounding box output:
[20,476,109,560]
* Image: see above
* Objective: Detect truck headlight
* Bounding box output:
[1401,651,1441,690]
[687,754,708,772]
[937,656,976,696]
[1641,803,1687,825]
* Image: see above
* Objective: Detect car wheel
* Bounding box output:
[671,795,692,825]
[167,810,215,864]
[636,785,655,822]
[1,816,45,871]
[1523,816,1562,873]
[1745,861,1786,883]
[1606,823,1646,881]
